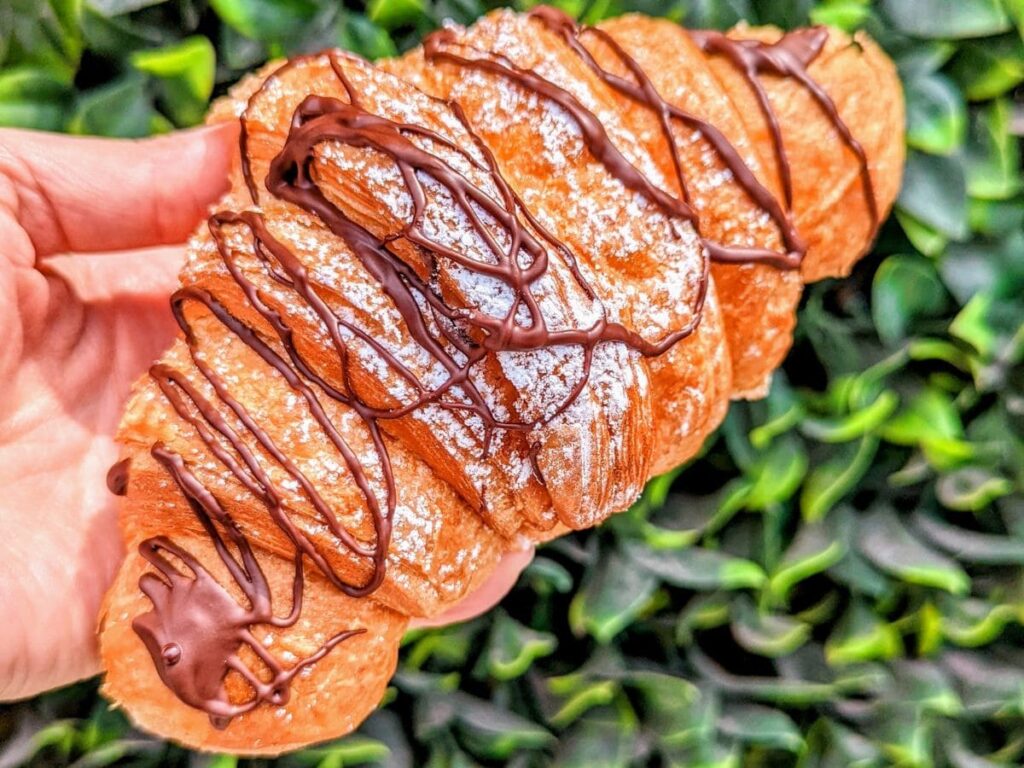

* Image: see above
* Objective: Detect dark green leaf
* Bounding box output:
[857,508,970,594]
[625,542,766,591]
[871,255,949,345]
[897,150,969,241]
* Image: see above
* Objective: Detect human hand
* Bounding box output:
[0,125,531,702]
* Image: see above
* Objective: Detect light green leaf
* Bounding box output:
[744,435,808,509]
[131,36,215,126]
[905,72,966,155]
[951,36,1024,101]
[801,437,879,522]
[825,600,903,665]
[367,0,426,29]
[482,611,557,681]
[769,521,847,602]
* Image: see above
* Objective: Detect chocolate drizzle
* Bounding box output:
[134,445,362,726]
[128,46,704,728]
[689,25,878,229]
[526,6,806,269]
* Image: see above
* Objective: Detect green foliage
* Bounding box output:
[2,0,1024,766]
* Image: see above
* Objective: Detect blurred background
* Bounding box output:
[1,0,1024,765]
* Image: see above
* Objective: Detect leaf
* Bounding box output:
[871,255,949,346]
[744,435,808,509]
[569,549,659,643]
[940,597,1017,647]
[730,598,811,657]
[481,611,557,681]
[367,0,426,29]
[131,36,215,126]
[553,718,635,768]
[336,12,398,60]
[801,437,879,522]
[547,679,618,728]
[67,75,161,138]
[0,66,69,130]
[800,391,899,443]
[451,694,555,759]
[881,387,975,469]
[768,521,847,602]
[624,542,766,591]
[857,508,970,594]
[825,600,903,665]
[897,150,969,242]
[524,555,574,594]
[809,0,873,31]
[622,671,703,744]
[965,98,1022,200]
[3,0,83,80]
[912,511,1024,564]
[951,36,1024,101]
[682,0,754,29]
[880,0,1012,39]
[936,467,1014,511]
[716,705,803,753]
[895,209,949,257]
[905,72,966,155]
[86,0,169,14]
[209,0,319,44]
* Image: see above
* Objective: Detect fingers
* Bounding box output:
[409,545,535,629]
[0,122,237,258]
[45,245,185,301]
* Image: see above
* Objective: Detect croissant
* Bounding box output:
[98,6,904,754]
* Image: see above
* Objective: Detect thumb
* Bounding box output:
[0,122,238,259]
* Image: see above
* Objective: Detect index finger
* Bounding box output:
[0,122,238,259]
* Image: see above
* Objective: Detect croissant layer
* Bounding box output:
[99,7,903,754]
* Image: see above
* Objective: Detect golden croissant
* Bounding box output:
[98,6,904,754]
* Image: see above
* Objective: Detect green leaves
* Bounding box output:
[880,0,1013,39]
[871,254,949,346]
[131,36,215,126]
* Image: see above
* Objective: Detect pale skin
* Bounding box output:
[0,124,532,702]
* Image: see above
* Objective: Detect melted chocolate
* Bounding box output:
[106,458,131,496]
[134,445,361,726]
[690,26,878,229]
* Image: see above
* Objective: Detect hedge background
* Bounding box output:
[1,0,1023,765]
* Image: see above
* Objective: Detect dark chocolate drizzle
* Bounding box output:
[128,46,701,727]
[106,458,131,496]
[526,6,806,269]
[689,25,879,229]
